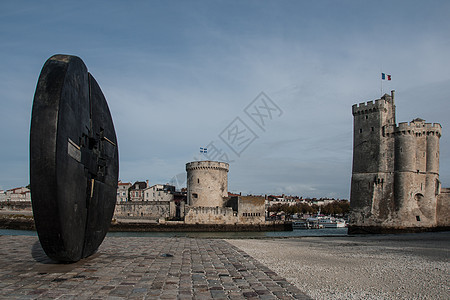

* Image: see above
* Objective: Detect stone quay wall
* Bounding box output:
[436,188,450,227]
[113,201,170,220]
[0,201,32,212]
[184,206,236,225]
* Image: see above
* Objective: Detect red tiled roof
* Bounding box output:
[228,192,240,197]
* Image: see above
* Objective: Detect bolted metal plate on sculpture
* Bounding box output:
[30,55,119,262]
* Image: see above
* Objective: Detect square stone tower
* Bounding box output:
[350,91,443,233]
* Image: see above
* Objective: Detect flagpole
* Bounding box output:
[381,76,383,97]
[380,65,383,97]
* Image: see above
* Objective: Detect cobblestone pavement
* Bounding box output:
[0,236,311,299]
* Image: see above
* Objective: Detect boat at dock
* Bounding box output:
[318,217,347,228]
[293,217,346,229]
[292,219,323,229]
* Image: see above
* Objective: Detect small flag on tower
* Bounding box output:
[381,73,391,80]
[200,147,207,154]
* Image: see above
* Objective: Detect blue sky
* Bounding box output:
[1,0,449,199]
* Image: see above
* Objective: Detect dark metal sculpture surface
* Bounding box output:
[30,55,118,262]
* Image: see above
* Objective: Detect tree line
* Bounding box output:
[268,200,350,217]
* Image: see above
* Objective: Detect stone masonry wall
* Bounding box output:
[436,188,450,227]
[0,201,32,212]
[114,201,170,220]
[184,206,237,225]
[237,196,265,225]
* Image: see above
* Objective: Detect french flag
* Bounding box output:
[382,73,391,80]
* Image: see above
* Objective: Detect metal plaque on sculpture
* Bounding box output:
[30,55,119,262]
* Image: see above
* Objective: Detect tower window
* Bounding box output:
[359,129,363,133]
[365,115,368,119]
[197,178,200,184]
[416,216,421,222]
[436,179,440,195]
[371,127,374,131]
[192,193,198,198]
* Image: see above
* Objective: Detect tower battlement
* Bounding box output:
[352,99,388,115]
[352,91,395,116]
[186,161,229,172]
[396,121,442,137]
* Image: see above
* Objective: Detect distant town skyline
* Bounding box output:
[1,1,449,199]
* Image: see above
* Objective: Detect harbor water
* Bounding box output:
[0,227,348,238]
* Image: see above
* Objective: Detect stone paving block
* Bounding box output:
[0,236,312,299]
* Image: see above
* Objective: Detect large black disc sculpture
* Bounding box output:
[30,55,119,262]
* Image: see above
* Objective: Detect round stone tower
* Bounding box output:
[186,161,229,207]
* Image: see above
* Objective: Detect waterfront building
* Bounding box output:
[144,184,176,202]
[4,187,31,202]
[116,181,132,203]
[129,180,149,202]
[267,195,298,206]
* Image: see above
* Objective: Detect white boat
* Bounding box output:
[292,211,347,229]
[292,218,324,229]
[318,217,346,228]
[292,220,308,229]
